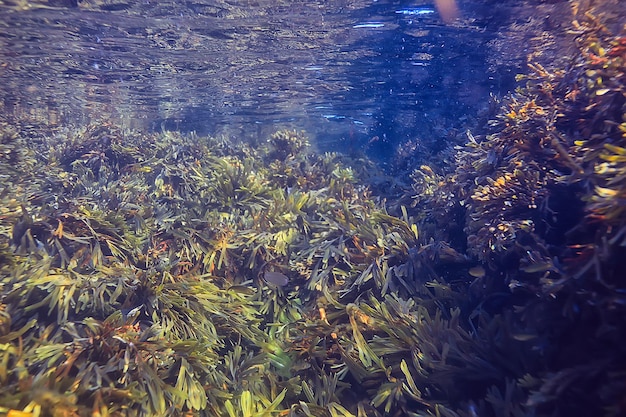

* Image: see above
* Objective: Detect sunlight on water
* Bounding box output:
[0,0,502,148]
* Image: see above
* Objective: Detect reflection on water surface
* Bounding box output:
[0,0,507,150]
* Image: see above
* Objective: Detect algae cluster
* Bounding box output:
[0,3,625,417]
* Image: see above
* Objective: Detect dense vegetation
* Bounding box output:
[0,4,624,417]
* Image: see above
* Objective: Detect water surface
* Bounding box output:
[0,0,515,153]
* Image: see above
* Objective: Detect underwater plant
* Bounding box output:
[407,4,626,416]
[0,3,624,417]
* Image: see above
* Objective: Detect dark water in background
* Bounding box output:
[0,0,538,159]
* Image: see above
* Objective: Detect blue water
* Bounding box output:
[0,0,517,159]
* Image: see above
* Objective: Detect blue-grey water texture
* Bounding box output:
[0,0,564,157]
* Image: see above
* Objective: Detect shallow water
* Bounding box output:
[1,2,625,416]
[0,0,517,154]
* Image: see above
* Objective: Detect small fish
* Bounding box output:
[264,271,289,286]
[468,266,486,278]
[520,262,554,274]
[512,333,538,341]
[227,285,256,295]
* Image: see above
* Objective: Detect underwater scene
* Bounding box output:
[0,0,625,416]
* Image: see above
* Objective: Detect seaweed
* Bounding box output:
[0,3,624,417]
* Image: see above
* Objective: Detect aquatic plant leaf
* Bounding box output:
[327,402,356,417]
[346,304,381,369]
[175,358,208,410]
[400,359,422,401]
[0,318,36,344]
